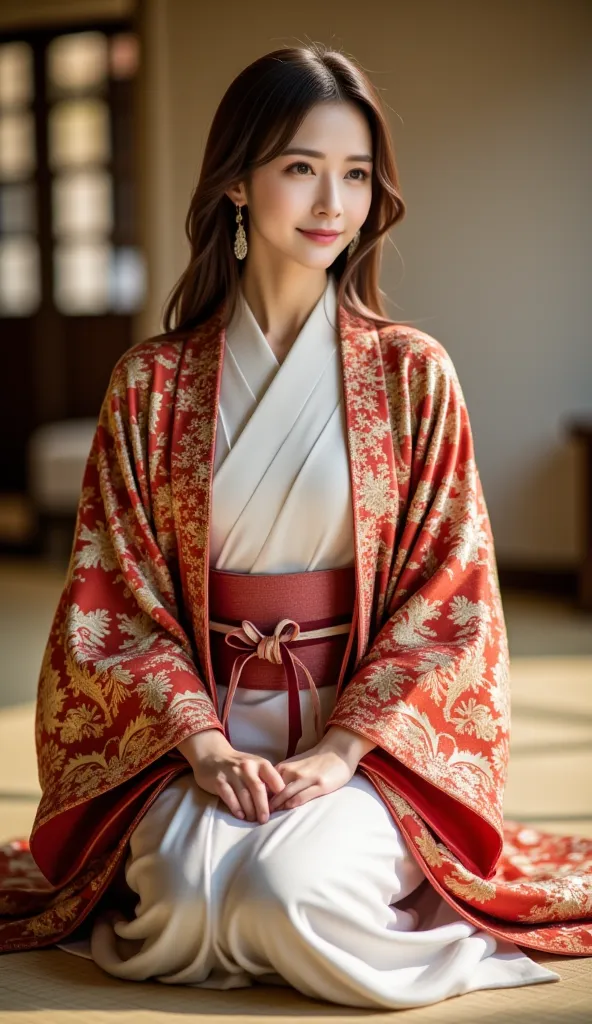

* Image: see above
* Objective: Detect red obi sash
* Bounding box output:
[208,566,357,758]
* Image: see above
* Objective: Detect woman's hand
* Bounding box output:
[176,728,286,824]
[269,726,376,812]
[268,744,355,811]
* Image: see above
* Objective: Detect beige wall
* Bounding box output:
[137,0,591,568]
[4,0,590,567]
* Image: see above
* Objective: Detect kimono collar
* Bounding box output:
[216,273,339,453]
[224,272,339,403]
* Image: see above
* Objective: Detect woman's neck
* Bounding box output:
[239,268,329,360]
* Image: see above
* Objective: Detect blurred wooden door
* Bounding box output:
[0,21,145,494]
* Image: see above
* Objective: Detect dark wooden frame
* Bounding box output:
[0,18,139,495]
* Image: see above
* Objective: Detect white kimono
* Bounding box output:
[58,274,559,1007]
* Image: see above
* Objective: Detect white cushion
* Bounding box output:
[28,419,97,513]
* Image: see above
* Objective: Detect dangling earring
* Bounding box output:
[347,229,361,259]
[234,203,247,260]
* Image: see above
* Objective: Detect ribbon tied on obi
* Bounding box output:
[217,617,323,759]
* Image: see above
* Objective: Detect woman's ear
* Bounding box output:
[224,185,247,206]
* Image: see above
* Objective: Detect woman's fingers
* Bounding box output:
[282,784,323,809]
[241,763,271,822]
[204,754,299,823]
[216,779,246,819]
[258,760,287,795]
[234,782,257,821]
[269,775,318,810]
[216,774,256,821]
[270,783,323,810]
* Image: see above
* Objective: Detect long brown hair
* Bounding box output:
[162,43,407,335]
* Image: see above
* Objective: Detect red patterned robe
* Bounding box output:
[1,296,591,956]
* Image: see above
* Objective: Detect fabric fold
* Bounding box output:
[210,273,355,573]
[0,275,590,965]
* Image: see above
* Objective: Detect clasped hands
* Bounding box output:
[177,725,376,825]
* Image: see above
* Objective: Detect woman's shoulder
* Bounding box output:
[376,320,461,386]
[108,331,187,394]
[377,320,452,364]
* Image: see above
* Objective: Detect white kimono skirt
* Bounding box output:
[58,274,559,1008]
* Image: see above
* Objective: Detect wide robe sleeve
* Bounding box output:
[30,336,224,887]
[326,328,511,881]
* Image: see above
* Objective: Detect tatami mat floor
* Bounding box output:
[0,558,591,1022]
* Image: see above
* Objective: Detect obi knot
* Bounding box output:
[218,617,321,758]
[227,618,301,664]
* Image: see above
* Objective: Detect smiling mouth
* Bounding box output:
[298,229,342,238]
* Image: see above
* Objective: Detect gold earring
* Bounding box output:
[347,229,361,259]
[234,203,247,260]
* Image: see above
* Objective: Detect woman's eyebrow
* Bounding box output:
[281,147,373,163]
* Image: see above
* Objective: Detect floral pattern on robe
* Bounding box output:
[0,291,591,956]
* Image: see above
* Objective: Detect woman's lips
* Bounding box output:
[298,229,342,245]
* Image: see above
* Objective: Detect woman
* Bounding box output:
[1,43,591,1009]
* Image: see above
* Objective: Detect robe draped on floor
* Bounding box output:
[1,268,591,994]
[55,275,559,1006]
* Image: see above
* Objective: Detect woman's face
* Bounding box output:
[231,101,373,270]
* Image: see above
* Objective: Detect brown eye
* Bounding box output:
[286,162,312,174]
